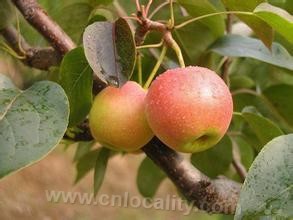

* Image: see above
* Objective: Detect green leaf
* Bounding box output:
[60,47,93,127]
[211,35,293,70]
[89,0,113,6]
[230,75,255,91]
[88,8,114,25]
[208,0,226,11]
[137,157,166,198]
[268,0,293,14]
[177,0,225,36]
[232,87,293,133]
[254,3,293,44]
[235,134,293,219]
[191,136,233,178]
[174,20,221,65]
[263,84,293,127]
[75,149,99,183]
[242,125,263,152]
[175,0,225,65]
[233,136,255,170]
[0,0,14,30]
[114,18,137,85]
[241,109,284,147]
[221,0,273,48]
[0,74,69,178]
[56,3,93,43]
[73,141,94,162]
[94,147,111,195]
[83,18,136,87]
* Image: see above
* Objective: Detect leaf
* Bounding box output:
[191,136,233,178]
[175,0,225,64]
[211,35,293,70]
[0,74,69,178]
[89,0,113,6]
[88,8,114,25]
[174,19,221,65]
[263,84,293,127]
[241,109,284,147]
[0,0,14,29]
[137,157,166,198]
[268,0,293,14]
[208,0,226,11]
[60,47,93,127]
[94,147,111,195]
[242,124,263,152]
[83,18,136,87]
[114,18,137,84]
[56,3,93,43]
[75,149,99,183]
[235,134,293,219]
[254,3,293,44]
[233,136,255,170]
[177,0,225,36]
[73,141,94,162]
[221,0,273,48]
[230,75,255,91]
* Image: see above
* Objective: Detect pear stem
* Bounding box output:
[175,11,253,29]
[137,52,143,85]
[143,45,168,89]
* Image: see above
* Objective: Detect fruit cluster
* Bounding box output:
[89,66,233,153]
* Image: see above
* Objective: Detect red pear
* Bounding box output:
[89,81,154,152]
[145,66,233,153]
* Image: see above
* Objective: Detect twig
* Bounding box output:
[221,14,232,85]
[231,138,247,182]
[232,159,247,182]
[143,45,167,89]
[221,58,231,85]
[136,40,163,49]
[1,26,61,70]
[137,52,143,85]
[148,1,169,19]
[175,11,253,29]
[12,0,76,55]
[169,0,175,27]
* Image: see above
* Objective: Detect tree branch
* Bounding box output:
[11,0,76,55]
[8,0,242,214]
[232,139,247,182]
[1,26,61,70]
[143,138,241,214]
[232,158,247,182]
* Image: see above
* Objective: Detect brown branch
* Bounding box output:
[143,138,241,214]
[232,139,247,182]
[11,0,75,55]
[1,26,61,70]
[135,14,170,46]
[232,159,247,182]
[7,0,241,214]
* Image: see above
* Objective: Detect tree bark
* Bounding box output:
[143,138,241,214]
[12,0,75,54]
